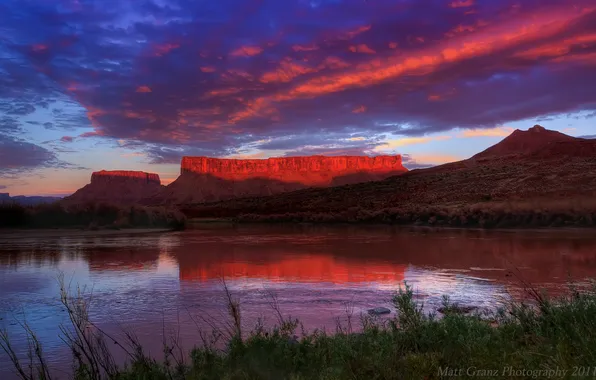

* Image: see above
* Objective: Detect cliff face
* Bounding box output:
[65,170,164,204]
[149,155,407,205]
[91,170,161,185]
[181,156,406,178]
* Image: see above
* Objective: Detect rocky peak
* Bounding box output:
[473,125,577,159]
[91,170,161,185]
[529,124,546,132]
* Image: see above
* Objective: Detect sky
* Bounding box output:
[0,0,595,196]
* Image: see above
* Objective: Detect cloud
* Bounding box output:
[402,153,462,169]
[458,126,515,138]
[136,86,152,93]
[374,135,451,151]
[229,46,264,57]
[0,135,57,170]
[0,0,594,162]
[449,0,475,8]
[0,135,87,176]
[0,185,7,190]
[0,135,84,176]
[580,135,596,139]
[349,44,376,54]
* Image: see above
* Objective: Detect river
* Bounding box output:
[1,225,596,378]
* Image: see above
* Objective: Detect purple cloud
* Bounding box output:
[0,0,595,162]
[0,135,87,176]
[0,135,57,170]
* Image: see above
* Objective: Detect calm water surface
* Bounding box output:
[1,225,596,378]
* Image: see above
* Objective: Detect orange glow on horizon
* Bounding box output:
[459,126,515,138]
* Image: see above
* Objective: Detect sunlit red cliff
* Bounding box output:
[149,155,407,204]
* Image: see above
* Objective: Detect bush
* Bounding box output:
[0,203,29,227]
[0,202,186,230]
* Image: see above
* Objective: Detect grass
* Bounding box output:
[3,278,596,379]
[0,202,186,230]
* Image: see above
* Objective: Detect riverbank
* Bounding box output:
[185,199,596,229]
[0,202,186,230]
[0,228,176,239]
[2,281,596,380]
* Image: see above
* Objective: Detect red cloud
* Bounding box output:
[152,43,180,56]
[229,46,264,57]
[349,44,376,54]
[136,86,152,93]
[449,0,474,8]
[228,5,596,124]
[31,44,48,52]
[292,44,319,52]
[79,131,102,138]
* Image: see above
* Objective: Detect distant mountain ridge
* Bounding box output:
[0,193,62,206]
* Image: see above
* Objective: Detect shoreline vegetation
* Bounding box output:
[0,202,186,231]
[3,197,596,231]
[2,279,596,380]
[183,198,596,229]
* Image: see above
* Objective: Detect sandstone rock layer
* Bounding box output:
[66,170,163,204]
[91,170,161,185]
[150,155,407,204]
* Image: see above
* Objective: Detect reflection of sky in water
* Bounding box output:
[402,266,512,311]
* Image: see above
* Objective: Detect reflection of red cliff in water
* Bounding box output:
[178,252,405,284]
[172,226,596,289]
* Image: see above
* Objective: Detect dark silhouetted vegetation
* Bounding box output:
[0,202,186,230]
[227,200,596,228]
[3,278,596,379]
